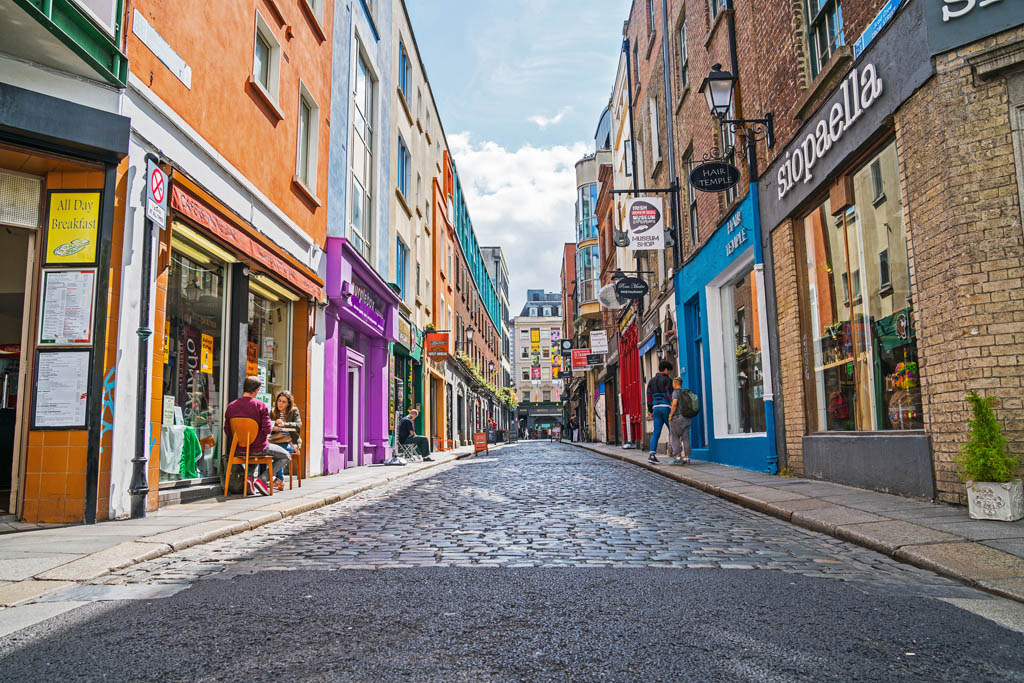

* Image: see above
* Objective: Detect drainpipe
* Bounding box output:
[660,0,681,270]
[727,1,778,474]
[129,153,159,517]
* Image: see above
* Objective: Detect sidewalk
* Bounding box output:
[0,442,503,609]
[568,441,1024,604]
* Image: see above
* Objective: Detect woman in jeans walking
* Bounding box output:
[668,377,691,465]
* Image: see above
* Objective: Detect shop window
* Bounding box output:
[162,241,228,482]
[248,281,292,412]
[800,141,920,432]
[253,13,281,103]
[804,0,844,79]
[296,84,319,192]
[720,264,766,435]
[351,51,375,262]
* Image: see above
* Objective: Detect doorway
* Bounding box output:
[347,366,360,466]
[0,228,33,515]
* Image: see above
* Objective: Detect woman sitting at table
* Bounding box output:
[269,390,302,491]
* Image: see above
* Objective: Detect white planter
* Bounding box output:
[966,479,1024,521]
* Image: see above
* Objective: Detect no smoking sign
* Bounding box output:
[145,159,168,227]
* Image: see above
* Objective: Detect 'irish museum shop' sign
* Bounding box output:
[759,0,931,233]
[624,197,664,251]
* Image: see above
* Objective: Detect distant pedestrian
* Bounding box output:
[646,360,674,463]
[668,377,693,465]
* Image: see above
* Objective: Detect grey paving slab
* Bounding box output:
[0,601,89,639]
[38,583,191,602]
[718,485,810,503]
[0,580,75,607]
[0,555,83,581]
[837,521,963,554]
[36,542,171,581]
[791,506,887,533]
[896,542,1024,581]
[923,520,1024,542]
[982,539,1024,559]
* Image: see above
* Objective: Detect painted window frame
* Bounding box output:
[295,82,320,193]
[350,43,377,263]
[395,236,408,300]
[252,12,282,104]
[397,135,410,198]
[804,0,845,79]
[677,16,688,90]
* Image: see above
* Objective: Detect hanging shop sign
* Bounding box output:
[43,190,101,266]
[759,0,931,232]
[614,277,649,300]
[590,330,609,353]
[586,353,604,366]
[689,161,741,193]
[424,332,449,361]
[38,268,96,346]
[624,197,664,250]
[397,315,412,349]
[926,0,1020,55]
[571,349,593,370]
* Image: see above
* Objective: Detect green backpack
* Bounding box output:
[679,390,700,418]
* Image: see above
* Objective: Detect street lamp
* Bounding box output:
[698,63,736,120]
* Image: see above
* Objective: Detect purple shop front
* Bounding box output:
[323,238,400,473]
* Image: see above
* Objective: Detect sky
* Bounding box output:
[406,0,632,315]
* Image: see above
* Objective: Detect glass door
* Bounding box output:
[348,366,359,465]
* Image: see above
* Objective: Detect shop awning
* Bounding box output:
[169,180,324,301]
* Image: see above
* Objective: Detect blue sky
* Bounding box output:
[407,0,632,313]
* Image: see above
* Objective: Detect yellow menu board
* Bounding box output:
[44,191,101,265]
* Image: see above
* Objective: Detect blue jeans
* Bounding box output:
[649,405,671,454]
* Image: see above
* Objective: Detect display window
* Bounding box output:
[720,264,765,434]
[161,234,228,482]
[800,141,922,432]
[247,277,293,407]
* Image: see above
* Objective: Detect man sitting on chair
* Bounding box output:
[224,376,291,491]
[392,408,433,464]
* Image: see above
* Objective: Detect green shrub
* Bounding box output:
[954,391,1019,483]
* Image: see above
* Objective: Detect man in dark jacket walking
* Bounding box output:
[646,360,674,463]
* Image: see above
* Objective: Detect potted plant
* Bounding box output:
[955,391,1023,521]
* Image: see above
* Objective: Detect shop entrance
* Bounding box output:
[0,228,33,515]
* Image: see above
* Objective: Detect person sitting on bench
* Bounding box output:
[393,408,433,463]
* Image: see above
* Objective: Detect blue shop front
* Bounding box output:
[673,190,777,473]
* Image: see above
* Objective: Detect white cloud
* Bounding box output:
[527,106,572,129]
[449,132,589,314]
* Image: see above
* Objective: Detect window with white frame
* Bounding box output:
[685,153,698,245]
[416,262,422,298]
[351,51,375,261]
[397,135,410,198]
[253,13,281,102]
[649,98,662,163]
[296,84,319,191]
[302,0,324,22]
[522,369,529,381]
[76,0,118,35]
[416,88,423,121]
[647,0,656,32]
[416,173,422,206]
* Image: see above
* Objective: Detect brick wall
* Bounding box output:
[895,25,1024,503]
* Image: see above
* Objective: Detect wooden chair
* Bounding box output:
[285,444,303,489]
[224,417,274,497]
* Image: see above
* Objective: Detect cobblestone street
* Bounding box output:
[103,442,956,587]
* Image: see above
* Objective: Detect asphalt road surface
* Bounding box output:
[2,442,1024,681]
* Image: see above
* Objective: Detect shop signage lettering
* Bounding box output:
[44,191,101,266]
[571,349,592,369]
[614,276,649,300]
[586,353,603,366]
[590,330,609,353]
[397,316,412,348]
[724,206,748,257]
[943,0,1001,22]
[926,0,1018,54]
[725,229,747,256]
[424,332,449,361]
[350,280,385,332]
[689,161,740,193]
[625,197,665,251]
[854,0,905,58]
[777,64,884,201]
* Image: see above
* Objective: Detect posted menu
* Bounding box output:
[34,350,90,428]
[39,269,95,345]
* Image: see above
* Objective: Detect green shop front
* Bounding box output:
[390,315,424,442]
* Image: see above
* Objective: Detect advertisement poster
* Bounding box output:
[624,197,664,251]
[530,328,540,353]
[550,329,560,341]
[200,333,214,374]
[571,348,592,370]
[246,341,258,377]
[33,350,90,428]
[590,330,609,354]
[43,191,101,266]
[531,366,541,379]
[38,269,96,346]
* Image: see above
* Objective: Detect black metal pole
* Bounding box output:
[623,39,639,199]
[129,154,158,519]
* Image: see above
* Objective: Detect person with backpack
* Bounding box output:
[646,360,675,463]
[668,376,699,465]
